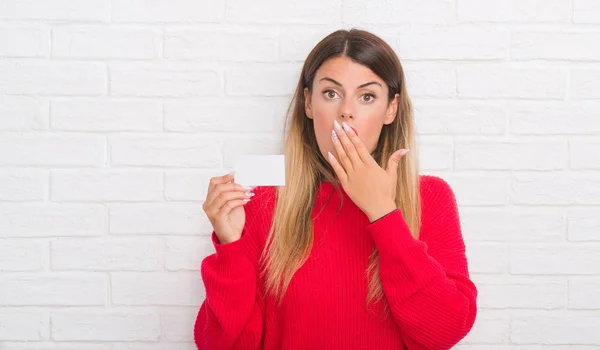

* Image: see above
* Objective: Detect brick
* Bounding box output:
[511,311,600,344]
[52,26,159,59]
[0,134,105,167]
[455,140,566,170]
[461,209,565,242]
[0,204,106,237]
[571,70,600,99]
[511,173,600,205]
[51,310,159,341]
[51,237,163,271]
[112,0,222,23]
[0,26,49,57]
[50,170,163,202]
[51,99,162,131]
[569,278,600,309]
[343,0,454,24]
[160,309,198,341]
[165,236,213,271]
[226,67,300,96]
[164,29,277,62]
[227,0,339,24]
[465,243,508,274]
[511,102,600,134]
[473,275,566,309]
[0,239,46,271]
[110,64,220,97]
[568,210,600,241]
[0,310,46,340]
[164,97,287,133]
[110,134,220,168]
[110,203,206,235]
[106,344,194,350]
[574,0,600,23]
[0,0,109,21]
[459,310,510,344]
[0,169,47,201]
[0,96,48,130]
[111,272,204,305]
[0,61,106,95]
[398,27,509,60]
[403,63,457,98]
[458,65,566,99]
[418,140,453,171]
[458,0,571,23]
[3,344,110,350]
[570,140,600,169]
[165,171,211,201]
[414,100,506,135]
[0,273,106,305]
[203,213,222,239]
[510,245,600,275]
[280,29,338,62]
[442,174,510,206]
[222,138,282,169]
[513,31,600,61]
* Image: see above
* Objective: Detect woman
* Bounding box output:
[196,29,477,350]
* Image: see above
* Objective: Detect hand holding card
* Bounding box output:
[201,172,250,244]
[201,155,285,245]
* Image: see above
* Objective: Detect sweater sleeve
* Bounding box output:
[365,176,477,350]
[194,228,264,349]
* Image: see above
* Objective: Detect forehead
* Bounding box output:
[314,56,383,87]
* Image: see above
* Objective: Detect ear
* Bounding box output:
[384,93,399,125]
[304,87,313,120]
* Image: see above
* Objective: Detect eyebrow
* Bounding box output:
[319,77,382,89]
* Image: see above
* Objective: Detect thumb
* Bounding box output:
[386,149,409,177]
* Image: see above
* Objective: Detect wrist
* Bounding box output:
[366,202,397,223]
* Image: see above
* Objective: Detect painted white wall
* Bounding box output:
[1,0,599,348]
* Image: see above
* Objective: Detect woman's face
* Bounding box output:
[304,56,399,164]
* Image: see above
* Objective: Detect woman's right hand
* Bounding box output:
[202,173,254,244]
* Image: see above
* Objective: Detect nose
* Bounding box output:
[339,98,354,120]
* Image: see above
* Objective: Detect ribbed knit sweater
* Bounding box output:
[194,175,478,350]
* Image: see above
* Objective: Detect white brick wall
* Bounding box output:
[0,0,598,348]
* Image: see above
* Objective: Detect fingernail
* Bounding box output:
[243,198,251,203]
[342,122,351,133]
[227,171,235,176]
[242,185,255,191]
[328,151,334,160]
[331,129,338,139]
[333,120,342,131]
[245,191,255,197]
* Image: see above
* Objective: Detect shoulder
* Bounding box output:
[419,174,457,203]
[418,175,460,232]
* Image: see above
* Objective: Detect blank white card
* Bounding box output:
[234,155,286,187]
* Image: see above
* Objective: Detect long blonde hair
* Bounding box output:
[260,29,421,315]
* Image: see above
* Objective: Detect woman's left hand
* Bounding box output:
[327,120,409,223]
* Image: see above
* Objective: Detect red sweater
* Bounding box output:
[195,175,478,350]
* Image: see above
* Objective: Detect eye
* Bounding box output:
[323,89,339,100]
[360,93,376,103]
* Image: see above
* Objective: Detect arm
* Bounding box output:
[365,176,477,350]
[194,229,264,349]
